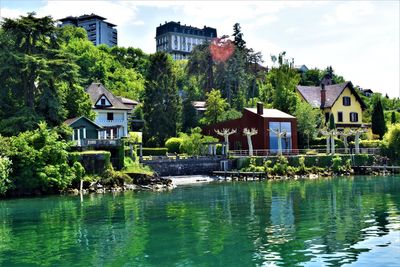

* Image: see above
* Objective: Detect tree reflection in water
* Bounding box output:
[0,176,398,267]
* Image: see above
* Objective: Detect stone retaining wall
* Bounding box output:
[141,157,232,176]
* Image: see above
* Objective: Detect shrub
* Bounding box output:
[359,140,382,148]
[179,127,217,156]
[165,137,182,154]
[72,161,85,183]
[140,148,168,156]
[310,137,344,148]
[381,123,400,163]
[298,156,306,174]
[216,144,223,155]
[272,156,289,175]
[2,122,77,194]
[123,157,153,175]
[0,156,12,195]
[101,163,132,187]
[332,156,343,173]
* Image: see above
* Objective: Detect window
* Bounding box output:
[101,98,106,106]
[107,112,114,121]
[269,122,292,152]
[338,112,343,122]
[343,96,351,106]
[350,112,358,122]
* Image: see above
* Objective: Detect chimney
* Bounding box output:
[257,102,263,115]
[321,84,326,107]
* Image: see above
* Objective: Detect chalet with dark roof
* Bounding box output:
[86,82,137,139]
[297,81,367,129]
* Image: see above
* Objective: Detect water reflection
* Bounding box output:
[0,176,398,267]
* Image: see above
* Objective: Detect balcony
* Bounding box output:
[73,139,123,147]
[95,119,127,125]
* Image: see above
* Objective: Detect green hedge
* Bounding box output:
[165,138,182,154]
[309,137,344,148]
[359,140,382,148]
[236,154,374,169]
[139,148,168,156]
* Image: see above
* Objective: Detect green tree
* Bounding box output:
[143,52,181,146]
[299,68,322,86]
[381,123,400,163]
[391,111,396,124]
[323,66,345,84]
[329,113,336,130]
[182,98,198,132]
[187,43,215,93]
[61,31,145,101]
[295,101,322,148]
[372,98,386,139]
[220,108,242,121]
[0,122,77,194]
[109,46,149,76]
[179,127,217,156]
[233,23,246,51]
[0,13,93,134]
[263,52,299,114]
[203,89,228,125]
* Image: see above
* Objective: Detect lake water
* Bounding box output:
[0,176,399,267]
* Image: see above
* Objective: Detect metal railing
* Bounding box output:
[229,147,381,157]
[75,139,123,147]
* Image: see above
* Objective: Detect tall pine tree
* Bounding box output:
[372,98,386,139]
[143,52,181,146]
[0,13,93,135]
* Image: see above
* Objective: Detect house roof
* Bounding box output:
[297,81,367,110]
[117,97,139,105]
[86,82,133,110]
[192,101,207,111]
[64,116,103,129]
[245,108,295,119]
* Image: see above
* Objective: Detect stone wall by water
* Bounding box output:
[141,157,232,176]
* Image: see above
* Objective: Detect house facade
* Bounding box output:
[203,103,298,152]
[156,21,217,60]
[86,82,137,139]
[59,14,117,47]
[64,116,104,145]
[297,81,367,129]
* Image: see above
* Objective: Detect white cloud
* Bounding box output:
[38,1,141,26]
[0,7,27,19]
[322,1,374,25]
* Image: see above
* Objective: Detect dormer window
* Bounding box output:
[343,96,351,106]
[95,94,111,107]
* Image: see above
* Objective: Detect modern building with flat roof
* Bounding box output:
[59,14,117,47]
[156,21,217,60]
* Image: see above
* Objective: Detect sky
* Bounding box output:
[1,0,399,98]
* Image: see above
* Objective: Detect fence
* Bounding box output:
[229,148,381,157]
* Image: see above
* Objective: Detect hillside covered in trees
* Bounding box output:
[0,13,399,196]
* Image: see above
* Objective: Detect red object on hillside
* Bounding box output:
[209,37,235,63]
[202,103,298,151]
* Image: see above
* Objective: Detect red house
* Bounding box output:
[203,103,298,152]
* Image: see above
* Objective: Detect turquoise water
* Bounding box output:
[0,176,399,267]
